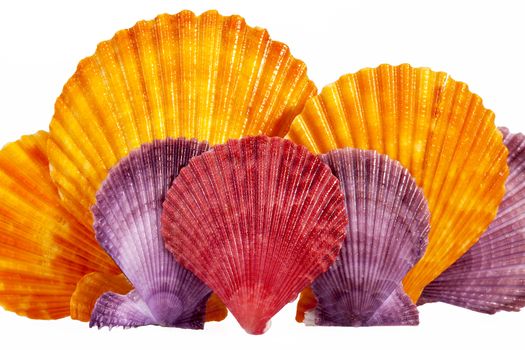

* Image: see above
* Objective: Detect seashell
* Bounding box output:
[161,135,348,334]
[203,293,229,323]
[0,131,118,319]
[296,149,430,326]
[70,272,132,322]
[71,271,225,323]
[286,64,509,302]
[296,288,317,322]
[48,9,317,232]
[90,138,227,329]
[419,127,525,313]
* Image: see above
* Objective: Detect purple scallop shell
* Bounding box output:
[90,138,212,329]
[305,148,430,326]
[419,127,525,313]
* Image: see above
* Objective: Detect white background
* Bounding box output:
[0,0,524,349]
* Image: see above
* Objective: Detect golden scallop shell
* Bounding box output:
[48,9,316,229]
[0,131,118,319]
[70,272,132,322]
[286,64,508,302]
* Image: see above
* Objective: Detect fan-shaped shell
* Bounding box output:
[420,128,525,313]
[48,9,317,231]
[70,272,132,322]
[286,64,509,301]
[0,131,118,319]
[297,149,429,326]
[90,138,227,328]
[161,135,348,334]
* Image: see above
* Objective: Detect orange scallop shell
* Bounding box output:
[48,9,316,231]
[286,64,508,302]
[0,131,118,319]
[70,272,132,322]
[0,131,228,323]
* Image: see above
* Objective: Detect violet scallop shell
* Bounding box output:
[90,138,222,328]
[299,148,430,326]
[419,127,525,313]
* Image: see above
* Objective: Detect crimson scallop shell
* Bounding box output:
[161,135,348,334]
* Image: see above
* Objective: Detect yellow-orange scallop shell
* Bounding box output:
[0,132,227,322]
[48,10,317,229]
[70,272,132,322]
[286,64,508,302]
[0,131,118,319]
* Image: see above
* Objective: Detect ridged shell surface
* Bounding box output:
[0,132,118,319]
[91,138,226,328]
[161,136,348,334]
[48,9,317,230]
[420,128,525,313]
[71,271,226,323]
[297,149,429,326]
[286,64,508,301]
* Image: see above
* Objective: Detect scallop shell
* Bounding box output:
[296,288,317,323]
[286,64,509,302]
[0,131,118,319]
[161,135,348,334]
[72,272,226,323]
[203,293,229,323]
[419,127,525,313]
[297,149,429,326]
[48,9,317,232]
[90,138,227,328]
[70,272,132,322]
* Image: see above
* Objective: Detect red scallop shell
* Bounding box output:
[161,135,348,334]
